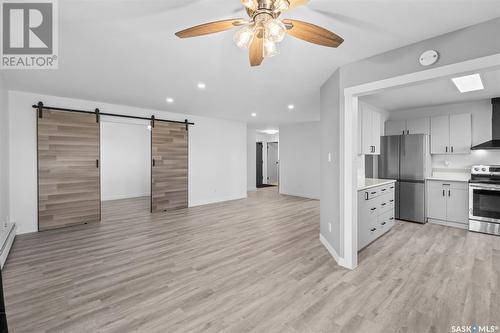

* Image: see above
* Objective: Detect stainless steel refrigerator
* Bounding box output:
[378,134,431,223]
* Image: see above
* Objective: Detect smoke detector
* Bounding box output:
[419,50,439,66]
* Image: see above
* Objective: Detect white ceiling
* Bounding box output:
[361,68,500,111]
[3,0,500,125]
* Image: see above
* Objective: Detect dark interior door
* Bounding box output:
[256,142,263,187]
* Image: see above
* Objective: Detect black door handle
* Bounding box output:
[451,146,454,153]
[445,146,448,153]
[152,159,156,167]
[96,159,99,168]
[442,189,445,196]
[448,190,451,197]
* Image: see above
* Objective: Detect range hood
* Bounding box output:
[471,98,500,150]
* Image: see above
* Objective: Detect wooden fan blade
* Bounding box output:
[175,18,246,38]
[288,0,309,10]
[283,19,344,47]
[249,33,264,67]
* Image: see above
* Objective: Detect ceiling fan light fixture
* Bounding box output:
[265,19,286,43]
[263,38,279,58]
[241,0,257,11]
[234,24,255,49]
[273,0,290,12]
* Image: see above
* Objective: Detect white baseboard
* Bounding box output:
[280,190,320,200]
[189,194,247,207]
[319,233,346,267]
[247,187,257,192]
[1,223,16,268]
[102,193,150,201]
[428,218,468,230]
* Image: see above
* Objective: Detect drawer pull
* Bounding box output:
[390,186,394,189]
[381,189,386,192]
[390,200,394,203]
[370,207,377,211]
[381,203,387,206]
[381,222,387,226]
[370,228,377,232]
[371,191,377,194]
[390,217,394,220]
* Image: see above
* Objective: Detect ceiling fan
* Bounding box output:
[175,0,344,66]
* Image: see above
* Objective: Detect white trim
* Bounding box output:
[428,218,468,230]
[340,53,500,270]
[189,194,247,207]
[319,233,346,267]
[279,190,319,200]
[101,193,150,201]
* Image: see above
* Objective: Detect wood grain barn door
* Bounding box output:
[37,110,100,231]
[151,122,188,212]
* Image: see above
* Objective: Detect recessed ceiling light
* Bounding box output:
[288,104,295,110]
[251,112,257,117]
[166,97,174,103]
[451,74,484,93]
[197,82,206,90]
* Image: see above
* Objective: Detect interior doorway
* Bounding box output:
[267,142,279,185]
[256,142,263,187]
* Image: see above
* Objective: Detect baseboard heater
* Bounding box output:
[0,223,16,269]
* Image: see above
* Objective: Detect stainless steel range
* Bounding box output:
[469,165,500,236]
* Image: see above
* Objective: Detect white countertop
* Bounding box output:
[426,173,471,182]
[358,178,397,191]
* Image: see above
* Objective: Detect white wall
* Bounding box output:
[9,91,247,234]
[0,76,9,229]
[388,99,500,170]
[100,118,151,201]
[247,127,256,191]
[279,122,320,199]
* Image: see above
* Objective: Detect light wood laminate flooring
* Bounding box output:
[3,188,500,332]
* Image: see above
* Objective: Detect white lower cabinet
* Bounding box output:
[358,182,396,250]
[426,180,469,228]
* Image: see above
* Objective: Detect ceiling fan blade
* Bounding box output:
[175,18,246,38]
[249,33,264,67]
[309,8,393,36]
[288,0,310,10]
[283,19,344,47]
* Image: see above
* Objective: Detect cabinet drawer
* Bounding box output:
[378,211,395,233]
[427,180,468,190]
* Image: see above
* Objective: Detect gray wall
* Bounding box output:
[320,17,500,259]
[320,69,341,253]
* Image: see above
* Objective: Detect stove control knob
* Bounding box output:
[482,167,487,172]
[474,167,480,171]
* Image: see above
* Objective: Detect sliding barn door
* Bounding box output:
[38,110,100,231]
[151,122,188,212]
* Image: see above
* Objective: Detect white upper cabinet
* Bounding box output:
[385,118,430,136]
[430,115,450,154]
[406,117,430,135]
[449,113,471,154]
[360,104,382,155]
[385,120,406,136]
[430,113,471,154]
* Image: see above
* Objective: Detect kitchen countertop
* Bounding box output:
[426,173,471,182]
[358,178,397,191]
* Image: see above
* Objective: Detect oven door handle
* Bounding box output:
[469,185,500,191]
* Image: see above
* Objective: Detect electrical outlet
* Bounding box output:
[328,222,332,233]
